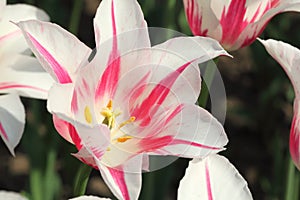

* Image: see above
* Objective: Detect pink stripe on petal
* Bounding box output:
[290,114,300,170]
[71,90,78,113]
[132,61,192,126]
[69,123,82,150]
[0,82,48,93]
[27,34,72,84]
[185,0,208,36]
[128,71,152,107]
[164,104,184,125]
[0,30,21,44]
[220,0,248,46]
[171,138,222,150]
[205,161,213,200]
[108,167,130,200]
[95,0,120,100]
[0,122,8,140]
[139,135,173,153]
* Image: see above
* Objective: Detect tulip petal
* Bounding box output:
[178,155,253,200]
[17,20,91,83]
[0,93,25,156]
[259,38,300,169]
[0,1,6,13]
[75,122,111,161]
[93,0,150,101]
[0,4,49,54]
[258,39,300,94]
[113,36,229,126]
[231,0,300,50]
[93,0,150,49]
[183,0,219,37]
[47,83,74,120]
[290,105,300,170]
[72,147,98,169]
[138,104,228,158]
[69,196,111,200]
[183,0,300,50]
[96,155,142,200]
[0,54,54,99]
[0,190,28,200]
[47,83,84,148]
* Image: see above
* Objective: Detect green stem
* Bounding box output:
[69,0,83,35]
[294,173,300,200]
[73,163,92,196]
[285,157,296,200]
[30,168,43,200]
[44,149,58,200]
[198,60,218,108]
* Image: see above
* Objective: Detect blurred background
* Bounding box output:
[1,0,300,199]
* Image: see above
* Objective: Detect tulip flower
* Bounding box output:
[183,0,300,51]
[0,0,53,155]
[17,0,229,199]
[259,38,300,170]
[178,154,253,200]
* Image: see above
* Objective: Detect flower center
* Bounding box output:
[84,100,135,144]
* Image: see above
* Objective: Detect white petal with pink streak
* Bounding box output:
[178,155,253,200]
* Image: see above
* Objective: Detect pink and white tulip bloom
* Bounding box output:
[183,0,300,51]
[259,38,300,170]
[17,0,229,199]
[178,154,253,200]
[0,0,53,155]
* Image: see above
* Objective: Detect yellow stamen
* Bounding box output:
[100,107,112,118]
[118,116,136,128]
[107,100,113,110]
[84,106,92,124]
[117,135,133,143]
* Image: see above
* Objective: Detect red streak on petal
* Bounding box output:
[139,135,173,153]
[0,122,8,140]
[184,0,208,36]
[139,135,221,154]
[128,71,151,108]
[290,114,300,170]
[220,0,280,48]
[205,161,213,200]
[53,116,82,150]
[171,138,221,150]
[71,90,78,113]
[95,0,120,100]
[220,0,248,46]
[108,166,130,200]
[0,82,48,93]
[27,33,72,84]
[165,104,184,125]
[131,61,192,126]
[69,123,82,150]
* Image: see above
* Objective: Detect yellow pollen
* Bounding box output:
[100,107,113,118]
[107,100,113,110]
[84,106,93,124]
[118,116,136,128]
[117,136,133,143]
